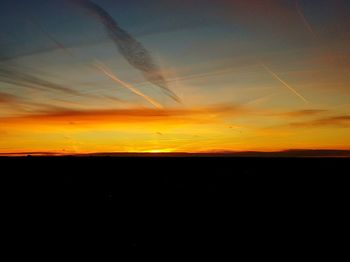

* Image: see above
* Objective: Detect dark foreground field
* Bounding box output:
[1,156,348,254]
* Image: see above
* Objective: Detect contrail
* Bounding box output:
[26,15,73,57]
[295,0,316,38]
[71,0,181,103]
[94,62,163,109]
[261,63,309,104]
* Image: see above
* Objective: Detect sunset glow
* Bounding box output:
[1,0,350,155]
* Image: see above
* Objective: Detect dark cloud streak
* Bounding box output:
[71,0,180,103]
[0,104,245,124]
[0,92,18,104]
[0,64,87,96]
[289,115,350,128]
[283,109,328,117]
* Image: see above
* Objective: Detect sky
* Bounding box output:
[0,0,350,154]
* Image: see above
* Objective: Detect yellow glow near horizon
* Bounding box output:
[140,148,176,153]
[1,108,350,154]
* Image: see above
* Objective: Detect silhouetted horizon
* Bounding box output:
[1,149,350,157]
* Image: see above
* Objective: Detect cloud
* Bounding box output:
[71,0,180,103]
[249,108,329,119]
[0,64,88,97]
[289,115,350,128]
[282,109,328,117]
[0,104,246,126]
[0,91,75,114]
[0,92,18,104]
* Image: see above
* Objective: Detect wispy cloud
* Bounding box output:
[0,92,18,104]
[0,104,246,126]
[282,109,328,117]
[289,115,350,128]
[71,0,180,103]
[0,64,87,97]
[0,91,75,114]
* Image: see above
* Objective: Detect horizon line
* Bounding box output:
[1,149,350,157]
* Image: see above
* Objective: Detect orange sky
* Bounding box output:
[1,105,350,154]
